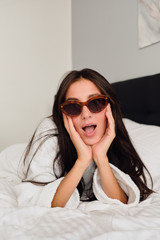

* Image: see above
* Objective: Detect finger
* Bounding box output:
[64,115,79,141]
[66,116,87,154]
[62,114,92,161]
[105,105,115,137]
[66,116,75,133]
[106,104,114,121]
[106,105,115,126]
[63,113,71,135]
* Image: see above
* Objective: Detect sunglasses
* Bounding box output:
[60,95,109,117]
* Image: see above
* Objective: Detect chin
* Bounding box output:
[83,137,101,146]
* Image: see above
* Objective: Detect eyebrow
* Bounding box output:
[66,93,101,101]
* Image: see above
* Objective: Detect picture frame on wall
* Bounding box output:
[138,0,160,48]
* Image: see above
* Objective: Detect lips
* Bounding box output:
[82,124,97,136]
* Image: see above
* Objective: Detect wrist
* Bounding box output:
[75,158,91,172]
[95,155,109,168]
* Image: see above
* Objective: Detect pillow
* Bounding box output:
[0,143,27,182]
[123,118,160,189]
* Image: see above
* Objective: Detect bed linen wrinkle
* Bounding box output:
[0,118,160,239]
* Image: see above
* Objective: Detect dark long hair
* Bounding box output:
[23,68,154,201]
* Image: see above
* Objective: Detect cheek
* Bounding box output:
[71,117,80,131]
[99,111,107,130]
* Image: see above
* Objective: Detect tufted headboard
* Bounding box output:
[111,73,160,126]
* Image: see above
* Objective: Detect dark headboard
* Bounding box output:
[111,73,160,126]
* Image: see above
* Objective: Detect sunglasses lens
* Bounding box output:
[63,103,81,116]
[88,98,107,113]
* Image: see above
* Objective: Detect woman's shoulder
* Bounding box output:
[31,117,57,142]
[36,117,56,133]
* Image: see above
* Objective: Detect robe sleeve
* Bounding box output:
[93,163,140,206]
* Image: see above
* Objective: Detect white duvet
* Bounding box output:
[0,119,160,240]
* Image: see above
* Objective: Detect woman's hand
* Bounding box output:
[92,104,116,164]
[90,104,127,203]
[52,114,92,208]
[63,114,92,168]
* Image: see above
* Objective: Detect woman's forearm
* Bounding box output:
[96,157,127,204]
[51,160,88,208]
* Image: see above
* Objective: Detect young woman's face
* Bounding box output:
[65,78,108,146]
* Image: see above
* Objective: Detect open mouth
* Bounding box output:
[82,125,97,134]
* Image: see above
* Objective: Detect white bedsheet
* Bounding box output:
[1,118,160,240]
[0,184,160,240]
[0,155,160,240]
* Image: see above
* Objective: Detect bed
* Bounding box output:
[0,73,160,240]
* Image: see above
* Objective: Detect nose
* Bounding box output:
[81,105,92,119]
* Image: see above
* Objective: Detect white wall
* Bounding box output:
[72,0,160,83]
[0,0,72,151]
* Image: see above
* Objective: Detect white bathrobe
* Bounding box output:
[16,118,140,209]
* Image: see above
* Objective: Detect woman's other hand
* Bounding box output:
[63,114,92,168]
[92,104,116,164]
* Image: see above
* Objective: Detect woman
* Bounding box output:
[22,68,153,208]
